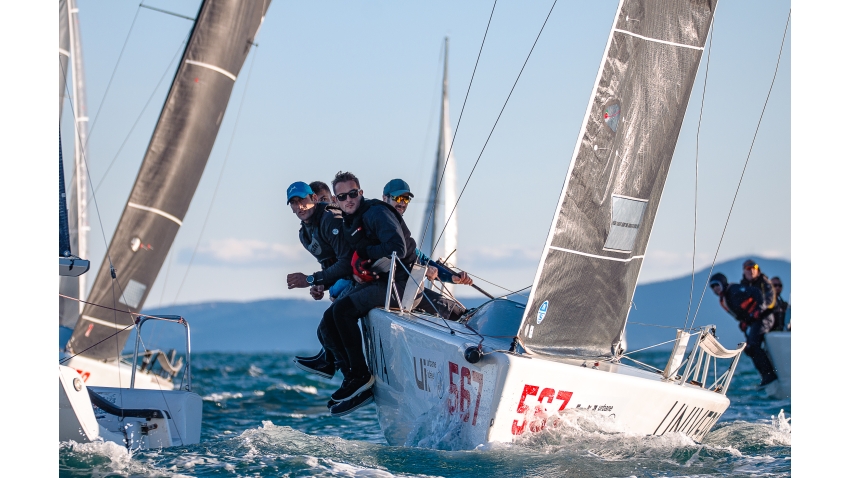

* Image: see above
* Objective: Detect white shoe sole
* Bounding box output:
[333,375,375,402]
[330,392,374,417]
[293,360,334,379]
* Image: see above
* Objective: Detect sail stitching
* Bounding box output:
[548,246,644,263]
[185,59,237,81]
[613,28,704,51]
[128,202,183,225]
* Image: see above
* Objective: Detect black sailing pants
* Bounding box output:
[744,315,778,383]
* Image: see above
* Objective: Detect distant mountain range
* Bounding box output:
[140,256,789,354]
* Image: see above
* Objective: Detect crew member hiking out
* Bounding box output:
[284,181,354,380]
[382,178,474,321]
[319,171,418,416]
[770,276,789,331]
[710,267,778,387]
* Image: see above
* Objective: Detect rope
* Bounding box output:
[432,0,559,256]
[420,0,499,248]
[684,22,714,329]
[688,9,791,330]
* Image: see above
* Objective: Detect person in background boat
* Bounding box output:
[317,171,418,416]
[710,264,778,387]
[382,178,473,321]
[768,276,789,331]
[310,180,338,206]
[738,260,779,387]
[285,181,355,380]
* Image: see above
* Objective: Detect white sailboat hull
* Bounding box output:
[364,308,730,448]
[59,364,202,449]
[62,354,175,391]
[763,331,791,399]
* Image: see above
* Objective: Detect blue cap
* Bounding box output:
[383,179,414,198]
[286,181,313,204]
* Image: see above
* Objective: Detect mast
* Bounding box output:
[68,0,271,360]
[421,37,459,293]
[59,0,89,328]
[518,0,717,358]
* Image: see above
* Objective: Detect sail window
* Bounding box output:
[119,279,147,309]
[602,195,648,253]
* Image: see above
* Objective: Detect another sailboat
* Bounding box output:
[363,0,748,448]
[62,0,271,390]
[764,331,790,398]
[59,129,202,449]
[420,37,459,295]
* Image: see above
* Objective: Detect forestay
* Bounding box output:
[69,0,270,360]
[519,0,716,358]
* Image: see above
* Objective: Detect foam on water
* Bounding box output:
[60,351,791,477]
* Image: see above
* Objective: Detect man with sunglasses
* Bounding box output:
[739,259,779,387]
[382,178,474,321]
[285,181,355,380]
[770,276,789,331]
[315,171,419,416]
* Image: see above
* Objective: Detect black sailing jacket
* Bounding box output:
[298,203,353,287]
[341,198,417,280]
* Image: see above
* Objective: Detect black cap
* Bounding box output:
[742,259,758,270]
[709,273,728,289]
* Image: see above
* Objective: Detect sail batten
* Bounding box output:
[519,0,716,358]
[68,0,271,360]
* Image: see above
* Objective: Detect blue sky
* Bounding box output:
[59,0,790,306]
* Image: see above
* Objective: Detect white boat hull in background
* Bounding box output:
[62,354,175,391]
[363,308,732,449]
[763,331,791,399]
[59,364,202,449]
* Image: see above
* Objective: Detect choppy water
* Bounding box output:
[59,351,791,477]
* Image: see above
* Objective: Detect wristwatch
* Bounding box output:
[306,275,315,285]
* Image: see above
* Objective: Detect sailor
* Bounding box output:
[770,276,789,331]
[382,178,473,321]
[709,269,778,387]
[284,181,354,380]
[309,180,338,206]
[318,171,419,416]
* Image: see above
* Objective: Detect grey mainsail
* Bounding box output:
[68,0,270,360]
[59,0,90,328]
[420,37,459,293]
[518,0,716,358]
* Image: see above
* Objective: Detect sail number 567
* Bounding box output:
[448,361,484,426]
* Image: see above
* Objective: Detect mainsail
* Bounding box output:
[519,0,716,358]
[58,0,70,116]
[68,0,270,360]
[420,37,459,293]
[59,0,90,328]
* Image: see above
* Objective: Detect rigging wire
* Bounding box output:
[419,0,499,248]
[91,32,190,195]
[688,9,791,330]
[170,45,261,305]
[683,21,715,329]
[82,4,142,147]
[431,0,559,256]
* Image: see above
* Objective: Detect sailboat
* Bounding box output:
[764,330,790,398]
[420,37,459,295]
[61,0,271,391]
[362,0,750,448]
[59,128,203,449]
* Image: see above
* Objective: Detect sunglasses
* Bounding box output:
[772,283,783,288]
[336,189,360,201]
[390,195,411,205]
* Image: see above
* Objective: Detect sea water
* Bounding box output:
[59,350,791,477]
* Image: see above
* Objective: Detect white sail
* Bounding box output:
[59,0,89,327]
[421,37,459,294]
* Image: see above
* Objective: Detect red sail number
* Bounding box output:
[448,361,484,426]
[511,384,573,435]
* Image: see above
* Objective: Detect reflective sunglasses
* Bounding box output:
[391,195,411,205]
[336,189,360,201]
